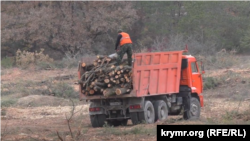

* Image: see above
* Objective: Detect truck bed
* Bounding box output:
[132,50,183,97]
[78,50,184,100]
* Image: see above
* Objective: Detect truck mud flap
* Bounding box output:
[183,92,191,113]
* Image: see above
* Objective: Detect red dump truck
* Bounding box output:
[78,48,204,127]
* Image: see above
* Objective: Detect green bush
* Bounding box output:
[50,82,78,98]
[1,57,15,68]
[1,99,17,107]
[203,77,218,90]
[15,48,54,69]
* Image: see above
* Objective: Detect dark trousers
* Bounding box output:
[116,44,133,66]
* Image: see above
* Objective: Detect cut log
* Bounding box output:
[79,55,134,97]
[89,89,95,95]
[81,63,86,67]
[89,85,94,88]
[115,88,129,95]
[103,87,117,97]
[127,89,131,93]
[104,79,110,83]
[94,86,102,91]
[97,55,105,59]
[85,91,89,95]
[114,66,123,72]
[106,58,112,62]
[123,66,132,70]
[125,77,130,83]
[119,65,124,69]
[85,64,95,71]
[129,71,133,76]
[110,65,115,69]
[120,78,125,82]
[93,62,98,66]
[115,80,120,84]
[109,71,115,76]
[86,87,91,91]
[120,84,125,88]
[107,83,112,87]
[95,82,106,87]
[117,71,121,74]
[124,83,132,89]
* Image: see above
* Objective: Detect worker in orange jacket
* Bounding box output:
[115,29,133,66]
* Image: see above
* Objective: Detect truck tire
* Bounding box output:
[143,101,155,124]
[154,100,168,121]
[90,114,106,128]
[183,97,200,120]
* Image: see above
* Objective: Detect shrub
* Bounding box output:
[16,48,54,68]
[203,77,219,90]
[1,57,15,69]
[50,82,78,99]
[202,49,239,70]
[1,99,17,107]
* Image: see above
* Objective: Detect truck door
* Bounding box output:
[190,61,202,94]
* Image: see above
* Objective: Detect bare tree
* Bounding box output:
[1,1,138,58]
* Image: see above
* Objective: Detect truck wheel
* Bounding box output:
[154,100,168,121]
[143,101,155,124]
[90,114,106,128]
[183,97,200,120]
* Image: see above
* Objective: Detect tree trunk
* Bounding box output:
[115,88,129,95]
[94,86,101,91]
[95,82,106,87]
[93,61,98,66]
[103,87,117,97]
[85,91,89,95]
[81,62,86,67]
[120,78,125,82]
[104,78,110,83]
[89,89,95,95]
[107,83,112,87]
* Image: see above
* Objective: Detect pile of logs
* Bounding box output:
[79,55,133,97]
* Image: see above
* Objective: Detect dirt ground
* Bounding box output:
[1,59,250,141]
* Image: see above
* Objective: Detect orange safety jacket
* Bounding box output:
[119,32,132,46]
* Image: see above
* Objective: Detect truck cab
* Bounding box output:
[180,55,204,107]
[166,54,205,119]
